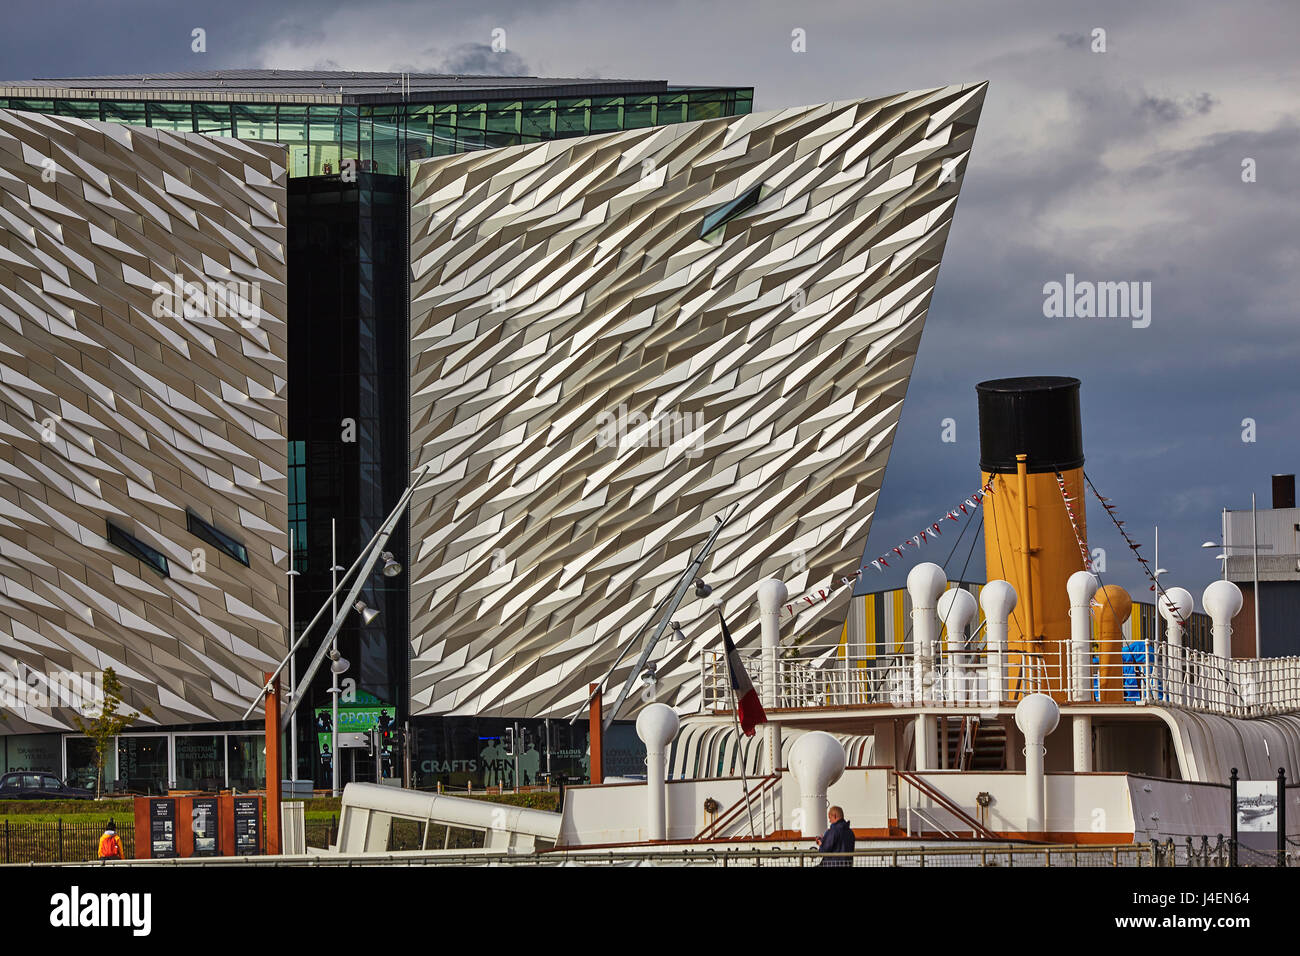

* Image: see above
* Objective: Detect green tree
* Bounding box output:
[72,668,152,799]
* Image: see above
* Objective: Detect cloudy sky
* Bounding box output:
[5,0,1297,603]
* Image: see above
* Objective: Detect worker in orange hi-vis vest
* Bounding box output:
[97,821,123,861]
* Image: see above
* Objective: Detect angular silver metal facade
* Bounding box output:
[0,108,289,731]
[409,84,987,718]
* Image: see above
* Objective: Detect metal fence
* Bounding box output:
[1,819,136,864]
[702,639,1300,718]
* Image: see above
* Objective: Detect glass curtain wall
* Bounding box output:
[0,89,753,178]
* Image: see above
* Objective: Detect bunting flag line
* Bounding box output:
[1054,471,1093,572]
[781,478,995,619]
[1081,470,1189,627]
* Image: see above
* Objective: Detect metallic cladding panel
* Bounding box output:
[408,84,987,718]
[0,108,289,730]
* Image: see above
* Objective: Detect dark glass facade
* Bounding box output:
[287,173,410,779]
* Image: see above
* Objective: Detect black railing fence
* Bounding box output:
[2,819,136,864]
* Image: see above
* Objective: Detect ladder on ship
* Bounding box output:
[941,716,1007,770]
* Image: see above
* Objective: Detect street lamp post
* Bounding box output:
[245,463,426,853]
[1202,495,1267,658]
[328,648,349,798]
[287,530,300,786]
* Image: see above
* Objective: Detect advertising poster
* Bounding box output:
[233,797,260,856]
[191,797,218,857]
[314,691,396,777]
[149,798,177,859]
[1236,780,1278,858]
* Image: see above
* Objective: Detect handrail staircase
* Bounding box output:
[695,773,781,841]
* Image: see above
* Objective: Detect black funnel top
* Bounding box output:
[976,376,1084,474]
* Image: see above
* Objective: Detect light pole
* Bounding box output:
[246,463,425,853]
[328,647,349,797]
[288,529,300,785]
[1202,495,1267,658]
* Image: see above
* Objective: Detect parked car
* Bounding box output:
[0,772,95,800]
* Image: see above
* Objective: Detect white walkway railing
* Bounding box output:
[700,640,1300,718]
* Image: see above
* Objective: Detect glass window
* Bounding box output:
[54,100,102,121]
[147,102,193,134]
[0,776,19,791]
[590,98,623,134]
[555,98,589,137]
[41,775,61,789]
[485,101,520,137]
[657,93,688,125]
[623,96,657,130]
[234,104,277,141]
[3,733,61,774]
[102,101,147,125]
[367,107,401,175]
[277,106,309,176]
[227,734,265,791]
[308,105,343,175]
[194,104,232,136]
[288,440,307,572]
[186,510,250,566]
[174,735,224,790]
[7,99,54,112]
[701,183,763,238]
[107,522,169,577]
[521,101,555,140]
[117,736,169,795]
[687,97,727,122]
[66,736,115,792]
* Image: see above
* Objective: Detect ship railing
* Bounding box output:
[701,640,1300,718]
[1057,639,1300,717]
[700,645,1055,710]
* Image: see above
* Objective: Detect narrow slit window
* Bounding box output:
[700,183,763,239]
[186,511,251,567]
[107,523,170,577]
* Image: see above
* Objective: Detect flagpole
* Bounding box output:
[727,673,759,839]
[721,608,758,840]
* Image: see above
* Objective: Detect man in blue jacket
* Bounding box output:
[815,805,855,866]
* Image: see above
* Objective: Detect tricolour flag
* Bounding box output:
[719,609,766,736]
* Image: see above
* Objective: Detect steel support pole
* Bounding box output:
[263,671,282,855]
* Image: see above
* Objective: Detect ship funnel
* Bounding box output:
[1015,693,1060,837]
[978,377,1087,702]
[1202,580,1243,658]
[1066,571,1098,701]
[756,579,788,709]
[789,731,847,837]
[907,563,947,768]
[937,586,978,638]
[635,703,679,841]
[756,579,788,774]
[937,588,978,706]
[1093,586,1131,702]
[1158,587,1195,648]
[980,580,1017,701]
